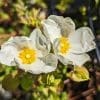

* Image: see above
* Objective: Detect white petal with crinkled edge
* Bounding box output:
[48,15,75,36]
[41,53,58,71]
[64,17,75,31]
[57,55,73,65]
[59,52,90,66]
[11,36,32,49]
[68,27,96,54]
[16,59,45,74]
[2,36,32,50]
[42,19,61,43]
[30,28,51,56]
[29,28,40,47]
[0,45,18,66]
[15,53,57,74]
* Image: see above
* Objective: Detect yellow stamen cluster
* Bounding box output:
[19,48,36,64]
[59,37,70,54]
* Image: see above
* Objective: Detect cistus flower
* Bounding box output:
[42,15,96,66]
[0,28,58,74]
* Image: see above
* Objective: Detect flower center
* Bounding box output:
[19,48,36,64]
[59,37,70,54]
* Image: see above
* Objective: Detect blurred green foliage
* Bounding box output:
[56,0,73,12]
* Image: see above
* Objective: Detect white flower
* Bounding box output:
[42,15,96,66]
[0,28,58,74]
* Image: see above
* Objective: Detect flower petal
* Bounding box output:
[15,53,58,74]
[59,52,91,66]
[69,27,96,53]
[13,36,32,49]
[49,15,75,36]
[42,18,61,43]
[3,36,32,50]
[0,45,17,66]
[30,28,51,56]
[40,53,58,72]
[29,28,38,47]
[57,55,73,65]
[17,59,45,74]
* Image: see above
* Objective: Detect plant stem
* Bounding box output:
[70,88,96,100]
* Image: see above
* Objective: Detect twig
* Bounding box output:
[87,0,100,64]
[70,88,96,100]
[85,95,94,100]
[64,79,70,84]
[87,0,99,92]
[67,83,74,98]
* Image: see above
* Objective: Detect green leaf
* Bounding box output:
[53,79,61,86]
[47,74,55,85]
[61,92,68,100]
[67,67,90,82]
[20,74,33,91]
[2,74,20,91]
